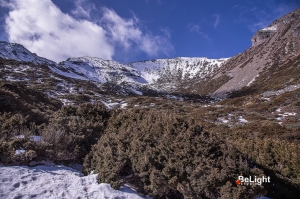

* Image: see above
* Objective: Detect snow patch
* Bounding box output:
[15,149,26,155]
[239,116,248,123]
[274,108,297,122]
[15,135,43,142]
[262,84,300,97]
[262,25,277,31]
[101,101,121,109]
[218,118,229,124]
[247,74,259,86]
[0,165,151,199]
[121,103,128,108]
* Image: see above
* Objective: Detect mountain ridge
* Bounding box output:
[0,41,229,97]
[0,8,300,101]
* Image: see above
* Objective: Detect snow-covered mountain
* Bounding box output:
[54,56,228,94]
[0,39,227,100]
[0,41,56,65]
[0,41,229,106]
[129,57,227,83]
[56,57,145,84]
[0,40,228,96]
[1,8,299,100]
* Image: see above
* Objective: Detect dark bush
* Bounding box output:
[84,109,266,198]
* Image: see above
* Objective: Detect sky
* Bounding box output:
[0,0,299,63]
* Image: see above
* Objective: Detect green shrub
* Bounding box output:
[84,109,265,198]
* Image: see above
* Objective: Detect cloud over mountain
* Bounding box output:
[1,0,173,62]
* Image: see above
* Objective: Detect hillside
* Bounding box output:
[212,8,300,95]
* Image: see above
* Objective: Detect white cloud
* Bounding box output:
[0,0,14,8]
[188,23,209,39]
[160,27,171,39]
[237,1,300,33]
[213,14,220,28]
[247,8,272,32]
[71,0,96,19]
[188,24,201,33]
[2,0,173,62]
[3,0,113,62]
[100,7,173,57]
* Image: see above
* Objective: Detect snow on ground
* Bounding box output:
[120,103,128,109]
[247,74,259,86]
[0,165,151,199]
[130,57,228,79]
[275,108,297,118]
[262,84,300,97]
[217,114,249,125]
[218,118,229,124]
[49,66,89,81]
[61,98,74,106]
[273,108,297,125]
[239,116,248,123]
[262,25,277,31]
[101,101,120,109]
[130,87,143,95]
[15,135,43,142]
[15,149,26,155]
[276,112,297,121]
[101,100,129,109]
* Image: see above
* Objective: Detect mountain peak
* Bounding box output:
[251,8,300,47]
[214,8,300,94]
[0,41,56,65]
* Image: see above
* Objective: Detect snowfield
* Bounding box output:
[0,165,151,199]
[0,165,271,199]
[56,56,229,87]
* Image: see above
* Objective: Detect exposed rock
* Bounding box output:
[212,8,300,94]
[251,25,277,46]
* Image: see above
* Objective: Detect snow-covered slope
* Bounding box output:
[57,57,146,84]
[58,56,228,85]
[0,40,228,96]
[129,57,228,84]
[0,41,56,65]
[0,165,151,199]
[57,56,228,93]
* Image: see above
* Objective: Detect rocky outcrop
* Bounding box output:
[211,8,300,94]
[251,25,277,46]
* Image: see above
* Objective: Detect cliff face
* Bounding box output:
[211,8,300,94]
[251,25,277,46]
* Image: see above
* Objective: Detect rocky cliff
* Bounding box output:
[212,8,300,95]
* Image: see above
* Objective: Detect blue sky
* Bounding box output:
[0,0,299,63]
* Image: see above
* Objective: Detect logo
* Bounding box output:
[236,176,270,186]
